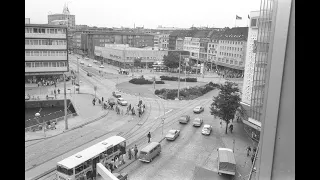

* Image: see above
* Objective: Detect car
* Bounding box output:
[193,106,204,113]
[80,61,84,65]
[25,95,30,100]
[179,115,190,124]
[93,60,98,64]
[99,65,104,68]
[113,172,128,180]
[165,129,180,141]
[85,57,89,60]
[193,117,203,127]
[107,98,116,106]
[87,64,92,67]
[202,124,212,135]
[117,97,128,106]
[112,91,121,98]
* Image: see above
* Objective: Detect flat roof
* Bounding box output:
[140,142,160,152]
[218,148,236,164]
[25,24,67,28]
[57,136,125,169]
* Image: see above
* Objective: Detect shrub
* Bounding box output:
[185,78,197,82]
[166,90,178,100]
[155,89,160,95]
[129,78,152,85]
[155,81,165,84]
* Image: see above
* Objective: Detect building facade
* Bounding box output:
[158,33,169,50]
[176,37,184,50]
[25,24,68,75]
[94,44,167,68]
[25,18,30,24]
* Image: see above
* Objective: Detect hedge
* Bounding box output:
[129,78,165,85]
[159,76,197,82]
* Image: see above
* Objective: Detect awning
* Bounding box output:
[243,117,261,131]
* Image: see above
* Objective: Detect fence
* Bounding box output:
[25,113,77,133]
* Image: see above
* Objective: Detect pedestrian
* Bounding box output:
[128,148,132,160]
[251,154,255,164]
[58,89,60,94]
[134,145,138,159]
[115,157,119,168]
[54,89,56,95]
[253,147,257,154]
[102,97,104,102]
[147,132,151,143]
[122,154,126,164]
[246,146,251,156]
[128,104,131,110]
[92,99,95,106]
[220,121,222,128]
[229,124,233,133]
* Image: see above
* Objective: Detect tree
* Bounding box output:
[134,58,142,68]
[163,52,180,69]
[210,81,241,134]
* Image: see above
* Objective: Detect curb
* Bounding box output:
[25,112,109,142]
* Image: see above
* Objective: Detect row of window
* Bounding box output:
[221,46,243,51]
[25,50,67,56]
[219,52,243,58]
[25,61,68,68]
[221,40,244,45]
[25,28,66,34]
[125,56,158,60]
[25,39,67,45]
[216,57,243,66]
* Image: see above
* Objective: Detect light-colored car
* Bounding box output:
[99,65,104,68]
[87,64,92,67]
[117,98,128,106]
[202,124,212,135]
[93,60,98,63]
[85,57,89,60]
[112,91,121,98]
[193,117,203,127]
[80,61,84,65]
[165,129,180,141]
[193,106,204,113]
[179,115,190,124]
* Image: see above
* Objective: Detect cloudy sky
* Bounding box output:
[25,0,260,28]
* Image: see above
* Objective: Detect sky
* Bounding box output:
[25,0,260,29]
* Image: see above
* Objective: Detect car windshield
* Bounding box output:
[194,118,200,122]
[180,116,187,120]
[168,130,176,135]
[203,126,210,130]
[140,151,147,155]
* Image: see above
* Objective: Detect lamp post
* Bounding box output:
[63,73,68,130]
[177,53,181,100]
[77,57,80,93]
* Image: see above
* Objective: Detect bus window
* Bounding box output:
[75,164,84,174]
[57,165,73,176]
[114,144,119,152]
[119,142,126,154]
[84,159,92,169]
[107,146,113,155]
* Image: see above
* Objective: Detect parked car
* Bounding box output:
[112,91,121,98]
[165,129,180,141]
[117,98,128,106]
[179,115,190,124]
[93,60,98,64]
[99,65,104,68]
[193,106,204,113]
[87,64,92,67]
[80,61,84,65]
[202,124,212,135]
[193,117,203,127]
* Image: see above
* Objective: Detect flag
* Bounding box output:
[248,15,250,19]
[236,15,242,20]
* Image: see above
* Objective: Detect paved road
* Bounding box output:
[26,55,215,180]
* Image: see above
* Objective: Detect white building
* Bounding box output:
[242,11,260,105]
[25,24,68,75]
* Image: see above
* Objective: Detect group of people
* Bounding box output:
[127,145,139,160]
[246,146,258,164]
[216,67,244,79]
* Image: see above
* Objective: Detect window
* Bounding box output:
[50,29,54,34]
[230,60,233,64]
[25,40,29,45]
[25,62,31,67]
[240,48,242,51]
[34,51,39,56]
[251,18,257,27]
[51,51,56,56]
[26,51,31,56]
[239,61,243,65]
[52,62,57,67]
[107,147,113,155]
[114,144,119,152]
[43,62,49,67]
[57,166,73,176]
[84,159,92,169]
[54,29,58,34]
[43,51,47,56]
[41,29,45,33]
[235,61,238,65]
[226,59,229,63]
[33,40,38,45]
[59,51,64,56]
[75,164,84,174]
[33,28,38,33]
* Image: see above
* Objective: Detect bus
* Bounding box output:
[56,136,126,180]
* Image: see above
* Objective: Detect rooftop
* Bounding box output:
[25,24,67,28]
[210,27,248,41]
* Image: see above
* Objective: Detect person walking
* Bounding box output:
[147,132,151,143]
[229,124,234,133]
[251,154,255,164]
[58,89,60,94]
[128,147,132,160]
[246,146,251,157]
[134,145,138,159]
[101,97,104,102]
[220,120,222,128]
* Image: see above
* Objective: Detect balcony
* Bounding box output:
[25,56,67,61]
[25,33,66,39]
[25,66,68,73]
[25,45,67,50]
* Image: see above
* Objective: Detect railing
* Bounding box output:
[25,113,77,133]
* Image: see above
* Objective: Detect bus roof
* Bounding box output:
[57,136,125,169]
[140,142,160,153]
[218,148,236,164]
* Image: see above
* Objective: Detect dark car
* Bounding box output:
[179,115,190,124]
[113,172,128,180]
[112,91,121,98]
[108,98,116,106]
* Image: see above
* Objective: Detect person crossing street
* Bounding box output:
[147,132,151,143]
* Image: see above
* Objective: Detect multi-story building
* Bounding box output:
[48,5,75,28]
[84,32,154,58]
[211,27,248,72]
[158,33,170,50]
[25,24,68,77]
[94,44,167,68]
[168,30,197,50]
[175,37,184,50]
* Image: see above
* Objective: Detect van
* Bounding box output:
[138,142,161,162]
[217,148,236,176]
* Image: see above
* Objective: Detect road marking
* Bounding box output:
[165,109,172,114]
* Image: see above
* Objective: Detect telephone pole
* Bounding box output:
[177,53,181,100]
